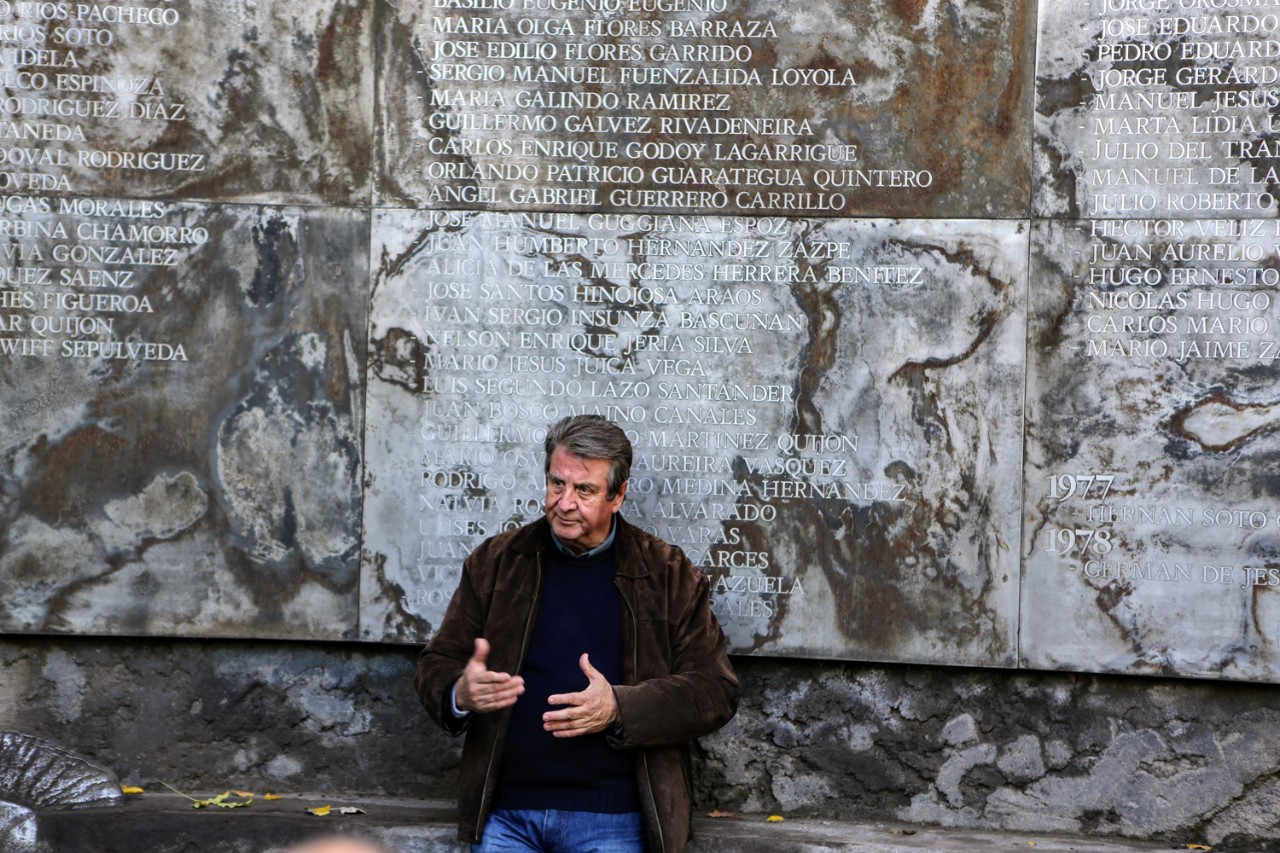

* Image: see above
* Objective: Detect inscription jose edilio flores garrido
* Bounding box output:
[384,0,948,216]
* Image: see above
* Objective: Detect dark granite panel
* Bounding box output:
[0,0,373,204]
[0,200,368,639]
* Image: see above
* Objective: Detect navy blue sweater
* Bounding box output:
[492,539,641,813]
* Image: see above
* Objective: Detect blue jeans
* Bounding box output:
[472,808,645,853]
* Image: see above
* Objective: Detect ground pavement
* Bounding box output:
[34,794,1276,853]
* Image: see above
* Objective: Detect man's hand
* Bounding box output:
[543,653,619,738]
[455,638,524,714]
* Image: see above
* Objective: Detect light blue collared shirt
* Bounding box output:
[549,515,618,559]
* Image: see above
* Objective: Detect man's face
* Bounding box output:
[544,446,627,553]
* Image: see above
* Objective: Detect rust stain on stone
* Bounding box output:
[789,223,842,437]
[887,2,1032,214]
[1168,391,1280,453]
[315,1,373,194]
[24,426,128,526]
[889,0,929,27]
[371,327,426,393]
[363,550,426,642]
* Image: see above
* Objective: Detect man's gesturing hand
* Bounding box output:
[543,653,619,738]
[454,638,524,714]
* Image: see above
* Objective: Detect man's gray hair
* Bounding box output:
[544,415,632,498]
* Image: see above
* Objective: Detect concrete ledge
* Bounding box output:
[34,794,1208,853]
[691,817,1180,852]
[36,795,456,853]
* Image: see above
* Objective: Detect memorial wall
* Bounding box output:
[3,0,1280,683]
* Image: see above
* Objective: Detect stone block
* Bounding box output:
[361,212,1026,666]
[0,204,367,640]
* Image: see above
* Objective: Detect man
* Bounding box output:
[416,415,740,853]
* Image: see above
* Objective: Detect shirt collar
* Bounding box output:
[549,515,617,559]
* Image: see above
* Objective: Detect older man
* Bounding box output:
[416,415,740,853]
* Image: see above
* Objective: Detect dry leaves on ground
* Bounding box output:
[307,805,367,817]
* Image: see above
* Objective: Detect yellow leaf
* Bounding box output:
[308,805,332,817]
[1187,846,1212,851]
[121,786,144,795]
[766,815,785,823]
[217,797,252,809]
[192,791,253,809]
[264,793,281,801]
[233,790,254,797]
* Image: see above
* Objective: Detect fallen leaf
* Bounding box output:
[1187,846,1212,851]
[233,790,254,797]
[212,799,252,809]
[193,791,253,809]
[121,786,144,795]
[264,793,281,801]
[706,810,736,819]
[308,805,332,817]
[766,815,785,823]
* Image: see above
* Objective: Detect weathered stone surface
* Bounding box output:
[705,662,1280,846]
[0,639,457,802]
[377,0,1034,217]
[7,638,1280,848]
[0,0,1274,688]
[0,732,120,810]
[361,212,1026,665]
[0,203,367,640]
[1022,220,1280,681]
[0,0,373,204]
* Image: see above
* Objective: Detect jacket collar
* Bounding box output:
[509,515,652,578]
[550,517,617,558]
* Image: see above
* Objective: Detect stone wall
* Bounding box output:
[6,0,1280,686]
[6,636,1280,848]
[6,0,1280,845]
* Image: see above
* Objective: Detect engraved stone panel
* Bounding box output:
[8,0,1279,690]
[361,212,1025,666]
[1035,0,1280,219]
[0,0,372,204]
[376,0,1034,217]
[1023,219,1280,680]
[0,200,367,639]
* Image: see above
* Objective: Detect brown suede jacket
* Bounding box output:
[415,515,741,853]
